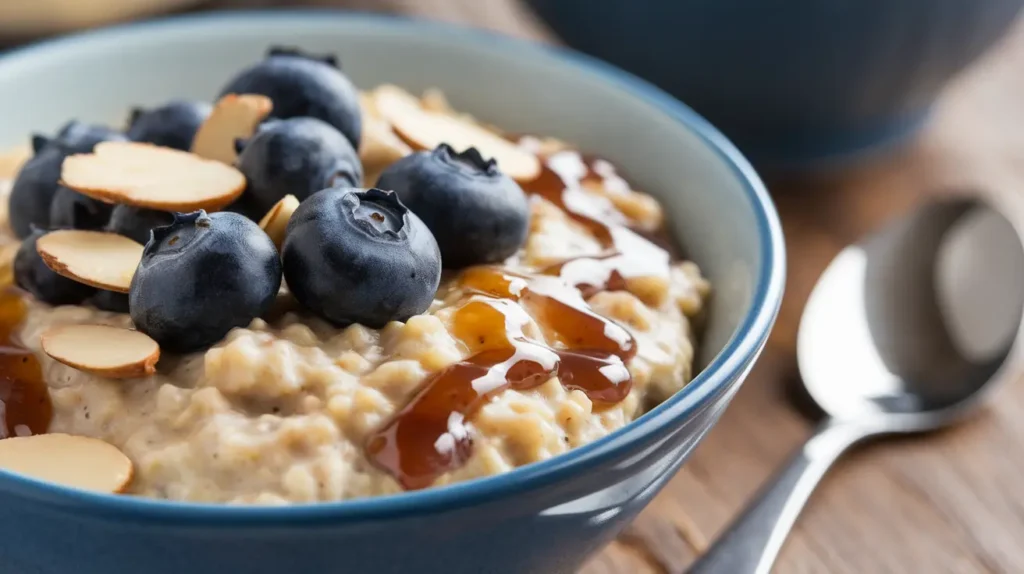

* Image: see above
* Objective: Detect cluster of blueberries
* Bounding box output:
[9,48,531,353]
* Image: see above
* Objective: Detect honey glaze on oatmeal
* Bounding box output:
[0,289,52,439]
[527,149,672,300]
[366,144,676,490]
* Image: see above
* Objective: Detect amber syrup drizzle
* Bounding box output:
[0,288,51,439]
[367,140,674,490]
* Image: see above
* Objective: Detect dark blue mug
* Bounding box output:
[528,0,1024,167]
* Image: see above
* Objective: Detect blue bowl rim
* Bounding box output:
[0,10,785,525]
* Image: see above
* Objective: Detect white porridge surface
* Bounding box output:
[0,87,709,504]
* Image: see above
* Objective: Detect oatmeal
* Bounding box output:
[0,48,708,504]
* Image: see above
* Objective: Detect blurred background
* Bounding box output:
[0,0,545,41]
[2,0,1022,169]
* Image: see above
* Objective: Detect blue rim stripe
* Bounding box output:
[0,10,785,524]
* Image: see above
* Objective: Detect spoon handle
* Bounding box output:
[687,418,879,574]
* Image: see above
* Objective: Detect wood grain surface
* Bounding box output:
[179,0,1024,571]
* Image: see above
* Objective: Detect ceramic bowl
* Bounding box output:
[0,12,784,574]
[528,0,1024,167]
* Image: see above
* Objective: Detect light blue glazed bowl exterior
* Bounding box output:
[528,0,1024,167]
[0,12,785,574]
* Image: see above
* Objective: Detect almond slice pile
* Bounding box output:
[36,230,143,292]
[373,86,541,182]
[192,93,273,164]
[41,325,159,378]
[360,92,413,185]
[258,194,299,249]
[0,433,133,493]
[360,115,413,186]
[61,141,246,211]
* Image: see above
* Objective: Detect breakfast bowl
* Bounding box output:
[0,12,784,574]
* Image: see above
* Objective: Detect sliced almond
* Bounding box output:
[191,93,273,164]
[374,86,541,182]
[360,118,412,186]
[360,92,412,186]
[42,325,159,379]
[420,88,454,114]
[36,230,143,293]
[0,433,133,493]
[0,143,31,180]
[61,141,246,211]
[258,194,300,249]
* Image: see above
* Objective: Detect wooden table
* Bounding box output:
[75,0,1024,570]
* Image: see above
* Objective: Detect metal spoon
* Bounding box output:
[688,197,1024,574]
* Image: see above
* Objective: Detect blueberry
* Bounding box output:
[14,228,96,305]
[55,120,127,154]
[126,100,212,151]
[30,135,49,154]
[105,204,174,245]
[49,185,113,231]
[8,145,70,239]
[8,125,124,238]
[282,187,441,328]
[219,47,361,148]
[376,144,529,268]
[236,117,362,215]
[130,211,282,353]
[266,46,338,67]
[88,290,130,313]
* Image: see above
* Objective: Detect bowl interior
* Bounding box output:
[0,14,770,373]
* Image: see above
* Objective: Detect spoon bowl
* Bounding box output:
[691,197,1024,574]
[799,198,1024,429]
